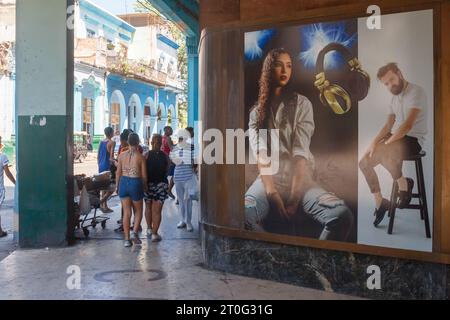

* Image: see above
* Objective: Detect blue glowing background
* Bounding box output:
[299,22,356,70]
[244,29,276,61]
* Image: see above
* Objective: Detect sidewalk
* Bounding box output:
[0,192,361,300]
[0,186,16,262]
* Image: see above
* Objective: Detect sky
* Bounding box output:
[90,0,138,15]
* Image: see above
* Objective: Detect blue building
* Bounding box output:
[74,0,183,145]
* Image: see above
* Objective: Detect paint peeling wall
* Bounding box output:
[16,0,67,116]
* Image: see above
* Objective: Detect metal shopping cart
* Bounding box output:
[74,172,112,238]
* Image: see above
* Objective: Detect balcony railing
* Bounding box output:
[74,37,108,68]
[75,37,183,89]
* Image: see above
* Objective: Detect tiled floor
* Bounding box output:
[0,159,361,300]
[0,194,360,300]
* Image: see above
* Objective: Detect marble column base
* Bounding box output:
[202,230,450,299]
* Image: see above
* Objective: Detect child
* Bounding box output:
[0,136,16,238]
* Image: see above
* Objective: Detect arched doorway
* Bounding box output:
[109,90,125,133]
[80,76,101,137]
[128,94,143,138]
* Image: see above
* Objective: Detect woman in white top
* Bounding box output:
[245,48,353,241]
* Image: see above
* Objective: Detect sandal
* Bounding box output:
[100,207,114,214]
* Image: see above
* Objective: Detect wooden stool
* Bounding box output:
[387,151,431,238]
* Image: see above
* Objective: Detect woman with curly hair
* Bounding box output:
[245,48,353,241]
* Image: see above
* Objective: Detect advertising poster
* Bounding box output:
[244,10,434,252]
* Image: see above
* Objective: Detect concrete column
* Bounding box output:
[74,86,82,132]
[6,76,14,139]
[150,116,158,135]
[187,36,199,128]
[16,0,74,247]
[171,118,179,131]
[0,76,6,138]
[94,95,103,136]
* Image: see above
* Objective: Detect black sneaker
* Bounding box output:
[397,178,414,209]
[373,199,391,227]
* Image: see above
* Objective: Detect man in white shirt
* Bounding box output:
[359,63,427,227]
[0,136,16,238]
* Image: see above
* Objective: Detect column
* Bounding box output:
[171,117,179,131]
[94,95,103,136]
[187,36,199,128]
[0,76,5,138]
[16,0,74,247]
[74,85,82,132]
[150,116,158,135]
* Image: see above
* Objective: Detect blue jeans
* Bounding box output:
[245,177,353,241]
[119,176,144,202]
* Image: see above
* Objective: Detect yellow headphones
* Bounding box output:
[314,43,370,115]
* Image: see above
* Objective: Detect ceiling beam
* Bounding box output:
[143,0,199,37]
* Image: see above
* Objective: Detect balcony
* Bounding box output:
[74,37,108,68]
[75,37,183,89]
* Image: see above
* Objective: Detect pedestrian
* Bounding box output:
[112,130,121,154]
[170,129,196,232]
[116,133,148,247]
[86,134,93,151]
[162,126,176,199]
[144,134,170,242]
[117,129,131,156]
[97,127,116,213]
[0,136,15,238]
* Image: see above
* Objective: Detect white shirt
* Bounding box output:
[388,82,428,147]
[112,135,121,152]
[0,153,9,192]
[249,93,315,163]
[248,93,315,185]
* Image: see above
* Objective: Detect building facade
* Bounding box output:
[1,0,183,146]
[74,0,183,145]
[0,0,15,141]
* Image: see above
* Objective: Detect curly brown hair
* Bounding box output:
[254,48,291,129]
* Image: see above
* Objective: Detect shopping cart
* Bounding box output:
[74,172,112,238]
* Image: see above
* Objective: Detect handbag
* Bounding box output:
[79,186,92,215]
[188,174,200,201]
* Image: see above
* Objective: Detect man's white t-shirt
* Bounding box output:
[387,82,428,147]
